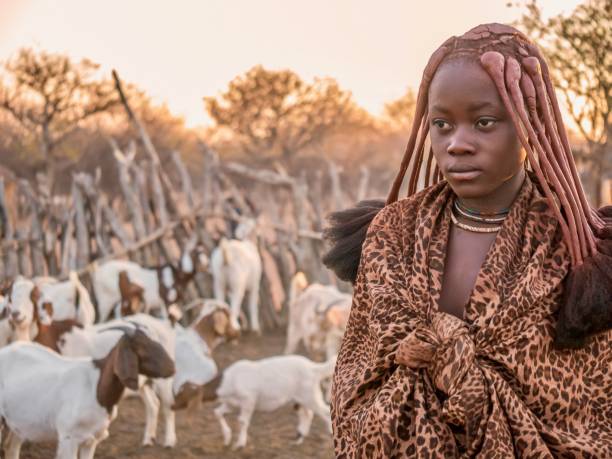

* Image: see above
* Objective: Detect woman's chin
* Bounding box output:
[446,181,490,200]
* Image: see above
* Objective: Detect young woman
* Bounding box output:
[323,24,611,457]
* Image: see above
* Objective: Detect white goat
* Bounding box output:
[0,330,174,459]
[284,272,351,360]
[34,272,96,327]
[213,354,335,450]
[210,220,262,333]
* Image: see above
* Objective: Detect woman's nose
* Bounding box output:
[447,127,475,155]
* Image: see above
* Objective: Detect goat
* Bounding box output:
[211,354,335,450]
[210,220,262,333]
[0,329,174,459]
[284,272,351,360]
[92,249,207,322]
[55,314,178,447]
[171,300,241,411]
[34,272,96,327]
[49,304,235,447]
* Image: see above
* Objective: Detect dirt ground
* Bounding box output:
[22,329,334,459]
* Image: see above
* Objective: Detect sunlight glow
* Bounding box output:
[0,0,586,128]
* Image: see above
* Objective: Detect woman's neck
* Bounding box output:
[457,168,526,214]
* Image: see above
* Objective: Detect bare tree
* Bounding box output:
[205,65,372,160]
[514,0,611,205]
[383,87,417,132]
[0,48,118,188]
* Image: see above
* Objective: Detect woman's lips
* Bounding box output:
[446,167,482,181]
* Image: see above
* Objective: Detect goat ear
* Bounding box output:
[0,280,13,297]
[42,302,54,318]
[212,310,229,336]
[113,336,139,390]
[118,271,130,299]
[30,286,41,305]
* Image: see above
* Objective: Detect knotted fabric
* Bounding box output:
[331,176,612,458]
[396,314,479,427]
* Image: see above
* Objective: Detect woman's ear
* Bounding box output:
[113,336,139,390]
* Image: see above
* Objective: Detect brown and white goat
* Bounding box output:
[92,245,208,322]
[0,329,175,459]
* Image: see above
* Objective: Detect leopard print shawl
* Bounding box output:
[331,176,612,458]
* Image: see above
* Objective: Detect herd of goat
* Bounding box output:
[0,220,351,458]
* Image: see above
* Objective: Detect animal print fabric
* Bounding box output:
[331,176,612,458]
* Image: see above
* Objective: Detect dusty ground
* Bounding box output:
[22,329,334,459]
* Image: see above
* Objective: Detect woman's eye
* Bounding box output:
[432,119,450,130]
[476,118,496,128]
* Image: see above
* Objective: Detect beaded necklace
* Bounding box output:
[450,211,502,233]
[454,200,509,224]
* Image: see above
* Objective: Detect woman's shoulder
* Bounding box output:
[370,181,449,231]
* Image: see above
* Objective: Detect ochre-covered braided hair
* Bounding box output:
[323,24,611,349]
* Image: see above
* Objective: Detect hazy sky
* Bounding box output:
[0,0,583,127]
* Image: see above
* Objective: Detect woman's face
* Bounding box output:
[428,59,526,204]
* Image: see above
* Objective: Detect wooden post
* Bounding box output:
[43,217,61,276]
[201,146,218,216]
[113,69,180,218]
[259,242,284,329]
[310,169,324,231]
[109,139,147,264]
[0,178,19,279]
[15,230,31,277]
[19,180,46,276]
[60,209,76,276]
[72,181,89,269]
[327,159,345,211]
[101,201,133,249]
[357,165,370,202]
[291,174,328,283]
[171,150,195,209]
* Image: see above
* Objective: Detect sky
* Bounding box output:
[0,0,584,128]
